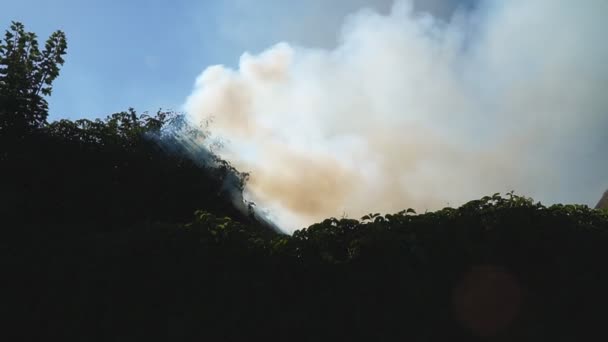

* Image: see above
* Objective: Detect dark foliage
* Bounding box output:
[0,21,66,136]
[2,22,608,341]
[5,196,608,341]
[0,108,254,231]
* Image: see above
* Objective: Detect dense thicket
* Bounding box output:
[6,196,608,341]
[2,22,608,342]
[0,108,256,231]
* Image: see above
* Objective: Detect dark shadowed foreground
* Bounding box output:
[4,194,608,341]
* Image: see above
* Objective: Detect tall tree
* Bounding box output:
[0,21,67,136]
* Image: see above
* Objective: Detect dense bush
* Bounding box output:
[5,195,608,341]
[0,109,254,230]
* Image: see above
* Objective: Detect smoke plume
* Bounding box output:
[184,0,608,233]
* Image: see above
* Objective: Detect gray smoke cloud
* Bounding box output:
[184,0,608,233]
[215,0,476,51]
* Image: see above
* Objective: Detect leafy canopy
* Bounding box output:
[0,21,67,135]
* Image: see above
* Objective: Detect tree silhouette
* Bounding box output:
[0,21,67,136]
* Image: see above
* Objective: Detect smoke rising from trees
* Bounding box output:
[185,0,608,233]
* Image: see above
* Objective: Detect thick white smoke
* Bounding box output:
[184,0,608,233]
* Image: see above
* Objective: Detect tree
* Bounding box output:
[0,21,67,136]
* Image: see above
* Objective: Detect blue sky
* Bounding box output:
[2,0,230,120]
[1,0,473,121]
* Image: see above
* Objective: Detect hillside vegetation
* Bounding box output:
[2,22,608,341]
